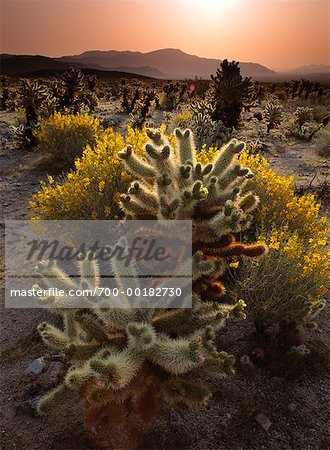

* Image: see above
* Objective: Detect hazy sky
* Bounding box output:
[1,0,329,69]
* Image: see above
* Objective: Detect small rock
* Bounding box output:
[251,348,265,363]
[24,357,45,375]
[15,398,40,418]
[240,355,255,375]
[170,409,187,433]
[44,361,66,383]
[288,403,296,413]
[255,413,272,431]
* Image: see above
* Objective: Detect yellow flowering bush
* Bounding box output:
[30,126,147,220]
[36,112,101,165]
[239,151,329,242]
[198,142,329,336]
[198,145,329,242]
[174,111,193,127]
[236,228,329,332]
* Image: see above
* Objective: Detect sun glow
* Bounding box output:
[185,0,241,18]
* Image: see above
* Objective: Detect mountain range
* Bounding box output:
[1,49,329,82]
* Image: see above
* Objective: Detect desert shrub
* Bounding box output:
[314,128,330,158]
[30,126,147,220]
[312,104,329,122]
[197,145,329,346]
[238,150,329,242]
[173,110,193,127]
[36,113,101,165]
[236,228,329,346]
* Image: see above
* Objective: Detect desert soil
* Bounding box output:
[0,108,329,450]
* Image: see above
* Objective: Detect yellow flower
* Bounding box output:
[229,261,239,268]
[104,206,111,217]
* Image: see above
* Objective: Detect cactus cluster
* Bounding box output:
[287,79,323,100]
[190,99,232,148]
[35,128,266,447]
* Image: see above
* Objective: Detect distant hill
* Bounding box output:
[57,48,277,80]
[105,66,166,78]
[0,55,72,75]
[287,64,330,75]
[1,50,329,83]
[0,55,153,79]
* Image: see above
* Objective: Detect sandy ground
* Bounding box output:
[0,105,329,450]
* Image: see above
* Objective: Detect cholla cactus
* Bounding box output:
[210,60,254,127]
[189,99,232,148]
[129,90,157,129]
[15,79,48,146]
[121,86,141,114]
[36,128,266,448]
[61,67,85,113]
[1,75,10,110]
[264,102,283,133]
[293,107,313,130]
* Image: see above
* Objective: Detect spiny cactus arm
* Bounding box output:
[146,128,167,146]
[192,251,216,281]
[148,335,204,375]
[63,342,101,363]
[145,143,171,163]
[242,242,268,258]
[174,128,196,165]
[203,351,235,377]
[119,145,156,180]
[121,194,155,217]
[108,242,141,303]
[126,322,156,351]
[204,183,240,206]
[38,322,72,350]
[217,164,251,190]
[151,309,194,333]
[237,192,260,214]
[161,378,212,407]
[159,196,180,218]
[37,383,72,415]
[128,182,159,210]
[73,311,110,344]
[36,259,79,292]
[209,212,234,238]
[97,309,139,331]
[84,383,130,406]
[63,312,78,339]
[89,351,143,390]
[77,253,100,290]
[65,365,97,390]
[210,139,245,177]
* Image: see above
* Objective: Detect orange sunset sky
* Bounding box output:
[1,0,329,69]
